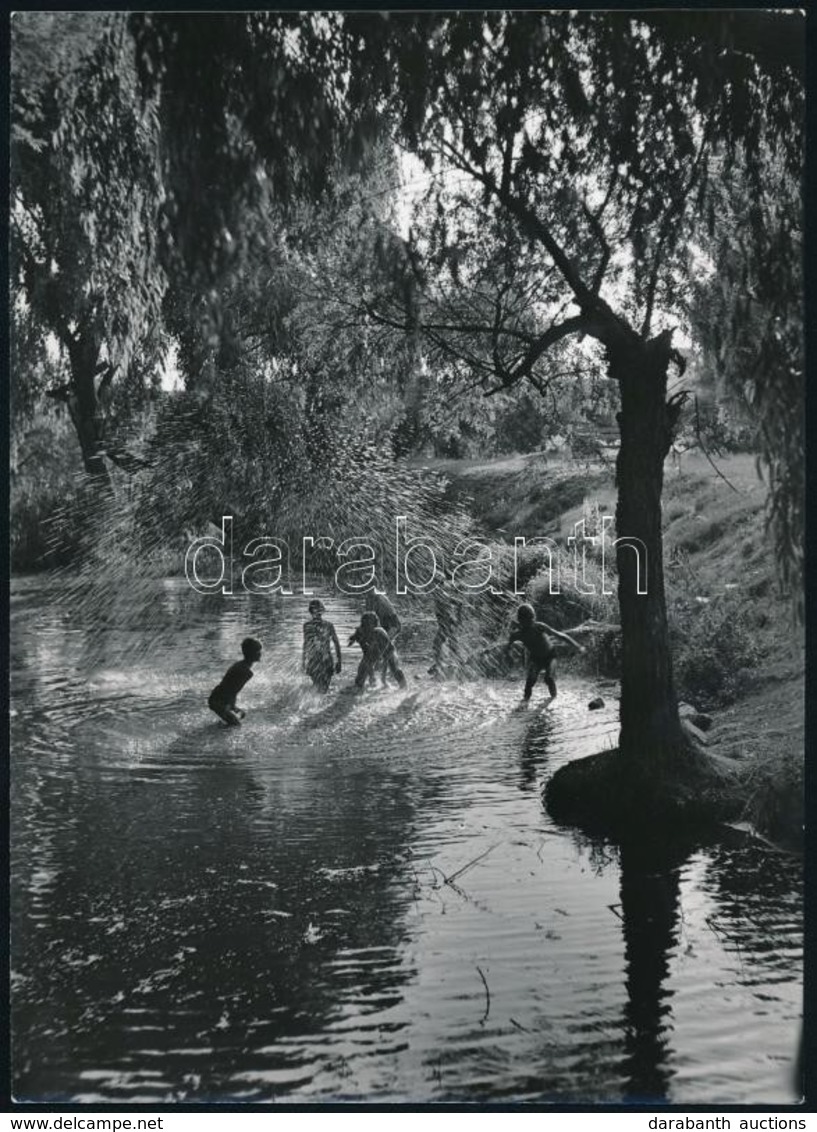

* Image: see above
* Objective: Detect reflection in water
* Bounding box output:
[13,722,422,1100]
[10,578,802,1103]
[619,837,685,1101]
[519,708,555,792]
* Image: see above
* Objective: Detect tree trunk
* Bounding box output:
[66,333,114,492]
[610,334,685,767]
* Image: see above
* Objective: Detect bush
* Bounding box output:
[582,627,621,678]
[493,393,547,453]
[672,593,764,709]
[10,410,87,570]
[11,489,83,570]
[524,542,620,676]
[742,748,803,851]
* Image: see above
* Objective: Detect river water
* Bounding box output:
[10,576,803,1104]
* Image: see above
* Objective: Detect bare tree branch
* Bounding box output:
[506,313,589,385]
[693,394,742,493]
[582,193,613,295]
[641,126,714,339]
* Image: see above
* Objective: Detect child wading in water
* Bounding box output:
[349,611,407,691]
[208,637,262,725]
[302,599,342,692]
[509,603,584,704]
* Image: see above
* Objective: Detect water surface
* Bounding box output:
[10,577,802,1103]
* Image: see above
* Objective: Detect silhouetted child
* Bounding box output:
[301,602,339,688]
[349,611,407,691]
[509,603,584,704]
[302,599,342,692]
[208,637,262,725]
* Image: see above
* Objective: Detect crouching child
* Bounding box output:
[208,637,262,725]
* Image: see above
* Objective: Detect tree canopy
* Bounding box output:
[10,10,804,590]
[341,10,802,354]
[339,11,804,600]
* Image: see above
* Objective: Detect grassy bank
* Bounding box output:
[424,449,804,850]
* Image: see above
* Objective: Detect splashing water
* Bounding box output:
[11,576,802,1104]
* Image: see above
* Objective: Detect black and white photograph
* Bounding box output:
[8,9,806,1108]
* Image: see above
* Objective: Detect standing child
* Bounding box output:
[302,599,342,692]
[509,603,584,704]
[349,611,407,691]
[208,637,262,725]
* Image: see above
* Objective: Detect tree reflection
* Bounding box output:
[618,834,691,1101]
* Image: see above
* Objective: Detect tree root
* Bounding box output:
[544,742,745,838]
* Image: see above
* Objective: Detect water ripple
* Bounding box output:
[10,578,802,1104]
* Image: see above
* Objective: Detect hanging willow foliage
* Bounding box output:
[688,151,803,616]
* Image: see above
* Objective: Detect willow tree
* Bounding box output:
[687,150,804,618]
[344,10,803,774]
[10,13,167,487]
[10,12,374,490]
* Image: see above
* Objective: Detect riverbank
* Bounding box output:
[423,449,804,851]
